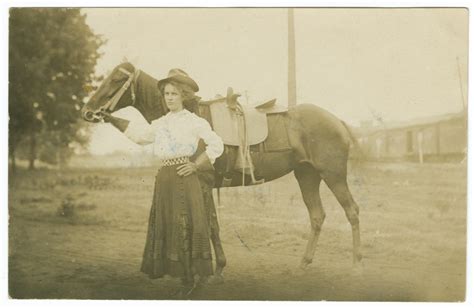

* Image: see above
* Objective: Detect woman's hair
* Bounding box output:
[159,80,200,113]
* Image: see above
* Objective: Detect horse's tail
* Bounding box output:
[341,121,366,163]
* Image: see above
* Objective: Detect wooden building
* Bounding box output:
[358,112,467,162]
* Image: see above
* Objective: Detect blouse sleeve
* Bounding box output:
[124,119,158,146]
[195,117,224,164]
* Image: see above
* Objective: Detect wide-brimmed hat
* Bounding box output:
[157,68,199,92]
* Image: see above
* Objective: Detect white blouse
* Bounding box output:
[124,109,224,163]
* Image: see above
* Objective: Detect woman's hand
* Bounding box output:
[176,162,198,177]
[98,111,130,132]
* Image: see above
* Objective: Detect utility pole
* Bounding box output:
[288,8,297,107]
[456,56,466,112]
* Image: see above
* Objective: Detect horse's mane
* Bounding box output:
[120,63,203,123]
[133,68,204,122]
[134,70,168,123]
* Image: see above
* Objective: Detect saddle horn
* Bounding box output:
[226,87,241,110]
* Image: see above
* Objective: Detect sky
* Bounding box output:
[83,8,468,154]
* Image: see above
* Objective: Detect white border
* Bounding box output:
[1,1,472,308]
[0,0,473,7]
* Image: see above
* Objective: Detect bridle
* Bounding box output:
[100,67,141,113]
[86,67,141,122]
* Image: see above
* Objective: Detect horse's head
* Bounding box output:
[82,62,140,122]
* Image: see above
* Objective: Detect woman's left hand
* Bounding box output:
[176,162,198,177]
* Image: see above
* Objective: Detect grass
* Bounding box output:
[8,161,467,300]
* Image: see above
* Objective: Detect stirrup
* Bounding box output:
[250,178,265,185]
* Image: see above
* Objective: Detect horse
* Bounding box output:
[81,62,363,275]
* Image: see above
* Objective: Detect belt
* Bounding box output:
[161,156,190,167]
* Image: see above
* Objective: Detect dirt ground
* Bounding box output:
[8,161,466,301]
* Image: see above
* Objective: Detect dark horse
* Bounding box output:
[82,62,362,275]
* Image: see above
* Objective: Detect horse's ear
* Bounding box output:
[121,56,129,63]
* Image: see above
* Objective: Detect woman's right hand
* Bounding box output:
[97,111,130,133]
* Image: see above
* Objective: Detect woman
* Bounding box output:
[103,68,224,295]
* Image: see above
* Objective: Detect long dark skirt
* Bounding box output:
[141,164,213,281]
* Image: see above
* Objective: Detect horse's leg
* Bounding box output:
[294,164,324,269]
[210,226,226,276]
[202,186,227,276]
[323,172,362,264]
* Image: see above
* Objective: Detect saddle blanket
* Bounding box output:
[263,113,292,152]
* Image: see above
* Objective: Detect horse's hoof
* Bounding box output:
[299,258,312,270]
[352,253,363,267]
[208,274,224,285]
[214,265,225,278]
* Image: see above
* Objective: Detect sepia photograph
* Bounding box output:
[5,4,470,302]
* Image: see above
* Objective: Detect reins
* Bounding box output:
[101,67,141,113]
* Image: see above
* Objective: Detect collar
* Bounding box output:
[166,108,190,119]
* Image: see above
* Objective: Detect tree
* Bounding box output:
[9,8,104,171]
[14,121,91,168]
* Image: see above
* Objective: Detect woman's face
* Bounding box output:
[163,83,184,112]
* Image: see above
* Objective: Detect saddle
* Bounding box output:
[199,88,288,186]
[200,89,287,146]
[207,98,267,146]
